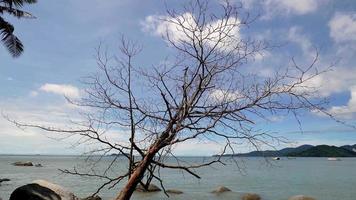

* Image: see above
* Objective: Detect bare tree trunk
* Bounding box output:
[115,146,158,200]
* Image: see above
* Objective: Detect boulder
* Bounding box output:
[81,195,102,200]
[166,189,183,194]
[35,164,43,167]
[211,186,231,194]
[135,184,161,192]
[241,193,261,200]
[33,180,79,200]
[13,161,33,166]
[288,195,316,200]
[10,180,79,200]
[0,178,10,183]
[10,183,61,200]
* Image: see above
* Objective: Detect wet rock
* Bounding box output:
[13,161,33,166]
[10,180,79,200]
[241,193,261,200]
[10,183,61,200]
[0,178,10,184]
[211,186,231,193]
[166,189,183,194]
[135,184,161,192]
[288,195,316,200]
[33,180,79,200]
[82,195,102,200]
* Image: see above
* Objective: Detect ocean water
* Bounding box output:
[0,155,355,200]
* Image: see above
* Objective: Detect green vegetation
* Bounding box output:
[0,0,36,57]
[216,144,356,157]
[287,145,356,157]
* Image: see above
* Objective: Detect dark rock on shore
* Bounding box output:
[241,193,261,200]
[13,161,33,166]
[166,189,183,194]
[211,186,231,193]
[135,184,161,192]
[10,180,79,200]
[0,178,10,184]
[82,195,102,200]
[10,183,61,200]
[288,195,316,200]
[35,164,43,167]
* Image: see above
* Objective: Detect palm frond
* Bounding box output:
[1,0,37,8]
[0,6,35,18]
[0,16,23,57]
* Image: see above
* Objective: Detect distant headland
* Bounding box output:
[213,144,356,157]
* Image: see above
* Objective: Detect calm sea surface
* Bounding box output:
[0,155,355,200]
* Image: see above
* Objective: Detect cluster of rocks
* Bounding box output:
[135,184,183,195]
[12,161,43,167]
[7,181,316,200]
[209,186,315,200]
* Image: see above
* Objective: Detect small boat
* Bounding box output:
[272,157,280,160]
[327,157,341,161]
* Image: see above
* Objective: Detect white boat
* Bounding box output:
[327,157,341,161]
[272,157,280,160]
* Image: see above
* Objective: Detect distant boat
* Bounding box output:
[272,157,280,160]
[327,157,341,161]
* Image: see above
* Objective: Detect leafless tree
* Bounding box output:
[10,1,334,200]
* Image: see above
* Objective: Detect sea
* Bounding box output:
[0,155,355,200]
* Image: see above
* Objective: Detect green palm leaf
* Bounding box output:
[0,16,23,57]
[1,0,37,8]
[0,6,35,18]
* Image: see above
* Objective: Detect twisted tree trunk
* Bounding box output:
[115,145,159,200]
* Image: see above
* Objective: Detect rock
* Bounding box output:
[288,195,316,200]
[82,195,102,200]
[35,164,43,167]
[135,184,161,192]
[166,189,183,194]
[33,180,79,200]
[211,186,231,193]
[0,178,11,183]
[13,161,33,166]
[10,180,79,200]
[10,183,61,200]
[241,193,261,200]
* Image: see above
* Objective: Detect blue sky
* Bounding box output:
[1,0,356,155]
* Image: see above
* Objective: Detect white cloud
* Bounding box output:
[329,13,356,43]
[30,91,39,97]
[39,83,80,98]
[298,67,356,97]
[209,89,242,103]
[172,139,223,156]
[269,0,318,15]
[288,26,313,57]
[328,85,356,119]
[141,13,240,51]
[241,0,322,19]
